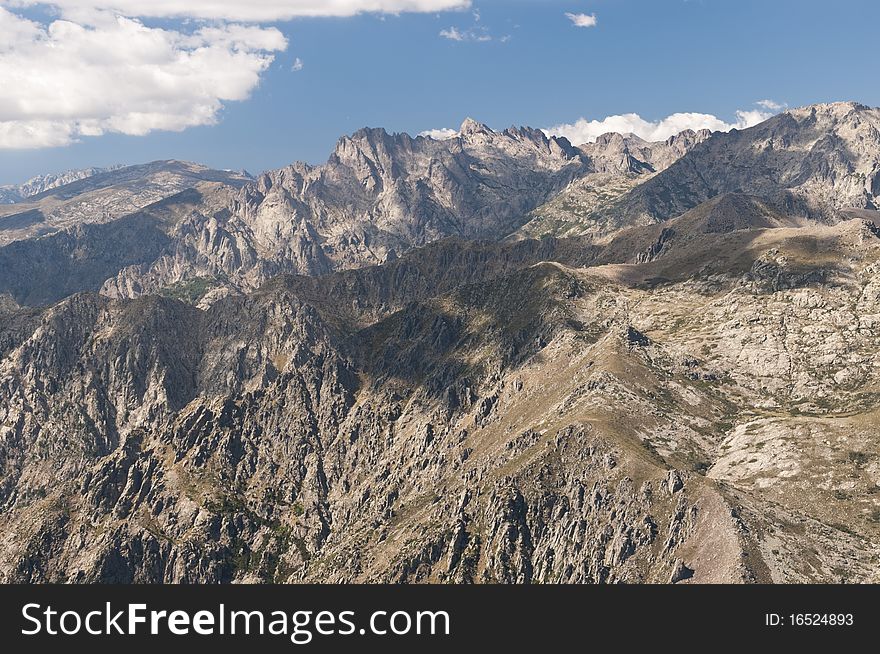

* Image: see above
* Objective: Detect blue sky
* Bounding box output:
[1,0,879,185]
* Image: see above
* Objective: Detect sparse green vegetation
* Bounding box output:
[160,276,220,304]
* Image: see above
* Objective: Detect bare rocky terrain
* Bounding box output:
[1,102,879,584]
[0,166,125,205]
[0,162,251,247]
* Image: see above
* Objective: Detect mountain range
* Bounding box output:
[0,166,125,205]
[1,101,879,583]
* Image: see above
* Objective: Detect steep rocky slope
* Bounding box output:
[594,102,880,230]
[516,129,712,239]
[2,207,880,583]
[0,161,251,247]
[0,188,220,306]
[0,166,126,205]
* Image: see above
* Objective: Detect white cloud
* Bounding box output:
[439,4,504,43]
[565,12,597,28]
[544,104,784,145]
[1,0,472,21]
[439,26,464,41]
[419,128,459,140]
[0,1,477,149]
[731,109,774,129]
[439,25,491,41]
[0,120,77,149]
[0,8,286,149]
[292,57,304,71]
[757,99,786,111]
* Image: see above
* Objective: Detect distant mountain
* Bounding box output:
[235,118,586,264]
[2,104,879,311]
[515,128,712,239]
[0,166,124,205]
[0,161,252,251]
[1,120,595,305]
[20,166,131,198]
[595,102,880,230]
[101,122,726,304]
[0,188,21,204]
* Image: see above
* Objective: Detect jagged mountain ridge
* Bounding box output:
[0,166,125,204]
[594,102,880,230]
[8,103,876,311]
[515,128,714,239]
[578,129,714,175]
[0,119,713,308]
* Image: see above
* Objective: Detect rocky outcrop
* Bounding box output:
[515,129,712,239]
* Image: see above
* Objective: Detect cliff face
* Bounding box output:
[101,121,589,302]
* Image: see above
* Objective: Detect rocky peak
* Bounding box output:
[577,128,710,176]
[664,128,712,147]
[343,126,414,150]
[459,117,492,136]
[331,127,413,170]
[762,101,880,138]
[594,132,644,147]
[501,125,580,160]
[599,102,880,226]
[503,125,549,144]
[787,100,870,122]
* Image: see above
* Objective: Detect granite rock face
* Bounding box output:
[598,102,880,229]
[100,120,589,302]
